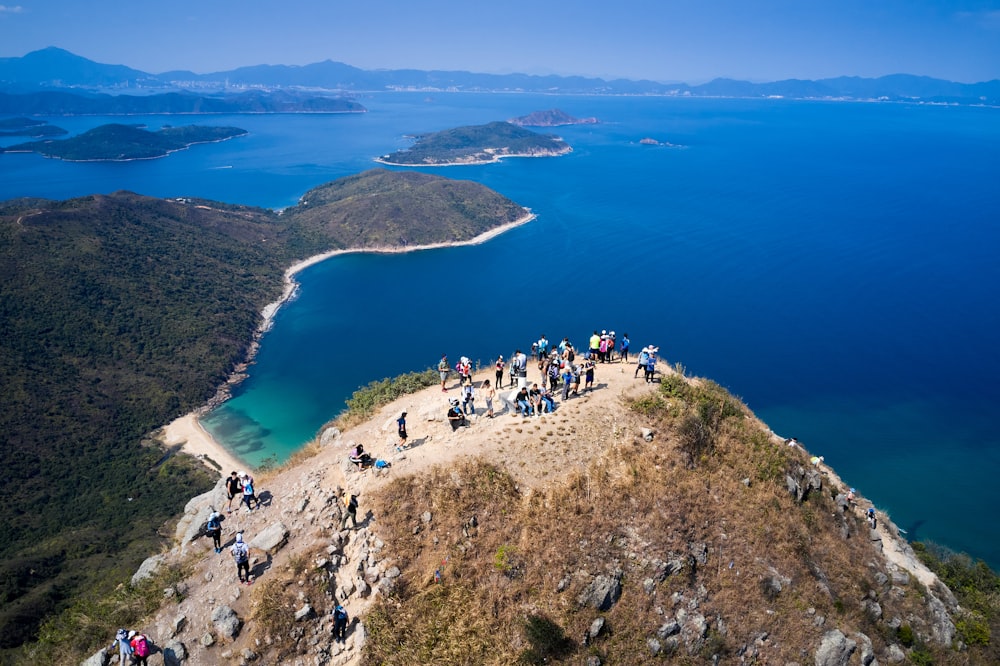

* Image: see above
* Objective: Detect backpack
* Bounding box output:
[244,482,254,495]
[334,606,348,621]
[133,635,150,658]
[207,516,220,532]
[232,543,248,563]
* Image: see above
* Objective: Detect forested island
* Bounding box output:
[508,108,599,127]
[3,123,248,161]
[0,117,67,138]
[376,120,572,166]
[0,169,529,654]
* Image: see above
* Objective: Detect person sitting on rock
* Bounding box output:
[349,444,373,470]
[447,399,466,431]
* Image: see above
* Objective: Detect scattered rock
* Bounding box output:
[210,605,242,640]
[200,632,216,647]
[577,570,623,611]
[295,604,315,621]
[814,629,856,666]
[588,617,606,640]
[886,644,906,663]
[162,640,187,666]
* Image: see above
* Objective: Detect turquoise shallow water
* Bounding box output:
[2,94,998,568]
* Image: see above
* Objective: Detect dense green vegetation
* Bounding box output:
[282,168,528,250]
[378,121,570,165]
[3,123,247,161]
[0,170,527,658]
[0,118,67,138]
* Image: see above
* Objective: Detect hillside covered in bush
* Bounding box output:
[0,169,528,658]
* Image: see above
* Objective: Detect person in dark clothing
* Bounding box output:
[396,412,408,451]
[226,471,242,513]
[341,494,359,530]
[333,604,349,642]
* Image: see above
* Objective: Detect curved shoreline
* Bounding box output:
[163,210,535,473]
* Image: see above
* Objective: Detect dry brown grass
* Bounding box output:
[360,375,963,664]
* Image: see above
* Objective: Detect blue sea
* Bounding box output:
[2,94,998,568]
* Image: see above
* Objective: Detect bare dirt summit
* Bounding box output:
[100,360,964,666]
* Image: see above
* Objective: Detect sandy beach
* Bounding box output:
[161,413,247,475]
[160,211,536,474]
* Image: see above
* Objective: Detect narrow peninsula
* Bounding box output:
[376,120,571,166]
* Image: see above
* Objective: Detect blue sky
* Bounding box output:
[1,1,998,82]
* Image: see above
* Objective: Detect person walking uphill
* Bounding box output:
[341,493,359,530]
[129,630,151,666]
[231,531,252,585]
[332,603,350,643]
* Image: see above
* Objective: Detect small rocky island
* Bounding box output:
[3,123,248,161]
[639,137,680,147]
[508,108,599,127]
[376,121,571,166]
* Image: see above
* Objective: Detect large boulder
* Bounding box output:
[80,647,108,666]
[162,640,187,666]
[814,629,856,666]
[131,553,166,586]
[249,522,290,555]
[211,605,242,640]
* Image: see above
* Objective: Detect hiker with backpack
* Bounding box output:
[635,346,651,378]
[206,509,222,553]
[332,603,350,643]
[341,493,359,530]
[110,628,133,664]
[240,471,260,512]
[231,531,252,584]
[128,630,151,665]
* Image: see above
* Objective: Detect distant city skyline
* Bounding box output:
[1,0,998,83]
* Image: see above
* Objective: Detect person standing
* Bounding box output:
[333,604,350,643]
[644,348,657,383]
[461,378,476,416]
[635,347,650,378]
[438,354,450,392]
[584,358,595,391]
[109,628,133,665]
[620,333,630,363]
[482,378,496,418]
[341,493,359,530]
[536,334,549,361]
[226,471,242,513]
[240,472,259,512]
[494,355,505,389]
[206,509,222,553]
[231,531,251,584]
[396,411,408,451]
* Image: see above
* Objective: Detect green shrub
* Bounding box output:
[956,611,991,646]
[343,369,439,420]
[898,623,914,647]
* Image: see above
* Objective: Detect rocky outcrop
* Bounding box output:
[577,570,623,611]
[814,629,856,666]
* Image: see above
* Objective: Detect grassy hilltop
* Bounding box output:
[0,169,528,658]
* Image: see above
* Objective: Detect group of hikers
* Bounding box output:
[435,330,660,426]
[109,628,151,665]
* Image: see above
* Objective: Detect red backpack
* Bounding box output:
[132,635,149,657]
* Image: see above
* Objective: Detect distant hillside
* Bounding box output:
[508,108,599,127]
[0,89,366,116]
[4,123,247,161]
[2,47,998,105]
[377,121,571,166]
[0,170,528,657]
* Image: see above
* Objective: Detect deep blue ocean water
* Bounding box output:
[3,94,997,568]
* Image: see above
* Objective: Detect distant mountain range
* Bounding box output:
[1,47,998,106]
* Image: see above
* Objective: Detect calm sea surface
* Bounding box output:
[3,94,997,568]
